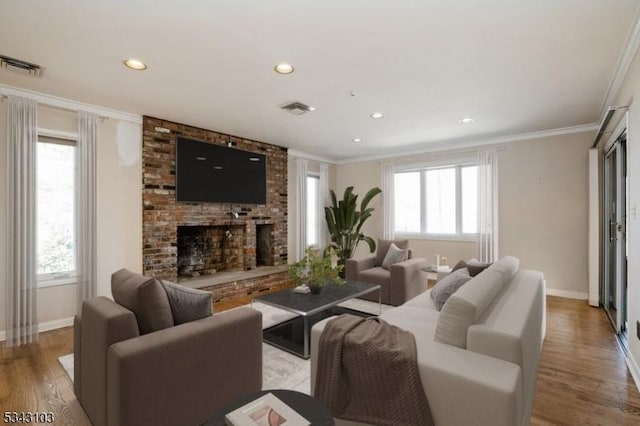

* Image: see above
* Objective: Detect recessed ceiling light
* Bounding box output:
[459,117,475,124]
[213,166,223,170]
[370,112,384,119]
[274,63,294,74]
[195,157,207,161]
[249,157,260,162]
[124,58,147,70]
[352,138,362,143]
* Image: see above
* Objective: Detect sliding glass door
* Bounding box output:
[603,134,627,337]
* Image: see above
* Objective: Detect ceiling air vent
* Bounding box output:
[0,54,43,77]
[280,101,316,116]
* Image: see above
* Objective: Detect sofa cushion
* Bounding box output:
[487,256,519,282]
[111,268,174,334]
[434,256,520,348]
[358,266,391,286]
[161,280,213,325]
[452,259,492,277]
[382,243,409,270]
[375,239,409,266]
[430,268,472,310]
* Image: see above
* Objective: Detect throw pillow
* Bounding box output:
[161,280,213,325]
[430,268,472,311]
[451,259,492,277]
[375,239,409,266]
[111,268,174,334]
[381,243,409,270]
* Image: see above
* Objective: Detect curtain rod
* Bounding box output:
[0,94,109,121]
[591,105,628,149]
[0,86,142,124]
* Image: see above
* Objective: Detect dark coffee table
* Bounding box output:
[253,281,380,359]
[206,389,334,425]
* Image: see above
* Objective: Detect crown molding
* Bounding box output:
[0,84,142,124]
[287,149,337,164]
[597,7,640,123]
[335,123,598,164]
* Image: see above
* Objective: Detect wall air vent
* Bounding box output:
[280,101,316,116]
[0,54,43,77]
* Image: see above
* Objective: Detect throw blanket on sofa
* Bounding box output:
[315,314,433,426]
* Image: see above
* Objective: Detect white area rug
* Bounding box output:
[59,299,391,395]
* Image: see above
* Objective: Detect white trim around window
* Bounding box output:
[306,173,321,248]
[38,273,78,288]
[36,134,78,287]
[394,161,479,241]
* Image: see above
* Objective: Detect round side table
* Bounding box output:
[206,389,334,426]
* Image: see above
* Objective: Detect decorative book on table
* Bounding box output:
[225,392,310,426]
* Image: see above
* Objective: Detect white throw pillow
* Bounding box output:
[430,268,472,311]
[381,243,409,270]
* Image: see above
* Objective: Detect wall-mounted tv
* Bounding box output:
[176,136,267,204]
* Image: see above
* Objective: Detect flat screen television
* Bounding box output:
[176,136,267,204]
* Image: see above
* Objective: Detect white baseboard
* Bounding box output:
[626,352,640,393]
[0,317,74,342]
[546,288,589,300]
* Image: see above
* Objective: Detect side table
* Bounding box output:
[205,389,335,426]
[421,265,452,287]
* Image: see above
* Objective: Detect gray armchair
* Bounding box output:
[74,270,262,426]
[346,239,427,306]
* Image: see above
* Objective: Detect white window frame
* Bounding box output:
[306,173,321,248]
[394,162,478,242]
[37,131,78,288]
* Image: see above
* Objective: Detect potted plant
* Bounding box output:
[288,247,344,294]
[324,186,382,274]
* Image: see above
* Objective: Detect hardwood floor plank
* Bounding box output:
[1,295,639,425]
[531,296,640,425]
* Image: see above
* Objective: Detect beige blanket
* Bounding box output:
[314,314,433,426]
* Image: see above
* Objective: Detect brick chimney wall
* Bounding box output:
[142,116,288,282]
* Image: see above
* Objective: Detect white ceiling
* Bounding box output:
[1,0,639,161]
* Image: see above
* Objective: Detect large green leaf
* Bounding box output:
[360,187,382,211]
[361,236,377,253]
[330,189,338,208]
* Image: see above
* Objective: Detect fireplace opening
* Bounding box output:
[256,224,274,267]
[177,225,245,279]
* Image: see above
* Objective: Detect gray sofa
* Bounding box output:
[312,256,546,426]
[346,239,427,306]
[74,270,262,426]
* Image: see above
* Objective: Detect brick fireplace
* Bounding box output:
[142,116,290,299]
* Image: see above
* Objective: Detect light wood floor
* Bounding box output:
[1,296,639,425]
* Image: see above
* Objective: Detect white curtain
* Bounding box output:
[76,112,98,314]
[6,95,39,346]
[319,163,330,250]
[477,148,499,262]
[381,161,395,239]
[295,158,308,261]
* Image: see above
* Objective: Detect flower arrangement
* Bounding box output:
[288,247,344,292]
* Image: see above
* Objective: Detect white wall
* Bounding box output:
[95,119,142,297]
[609,46,640,385]
[499,132,592,298]
[335,131,592,297]
[0,101,142,337]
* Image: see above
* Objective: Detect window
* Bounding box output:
[306,175,320,247]
[394,164,477,239]
[37,136,76,284]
